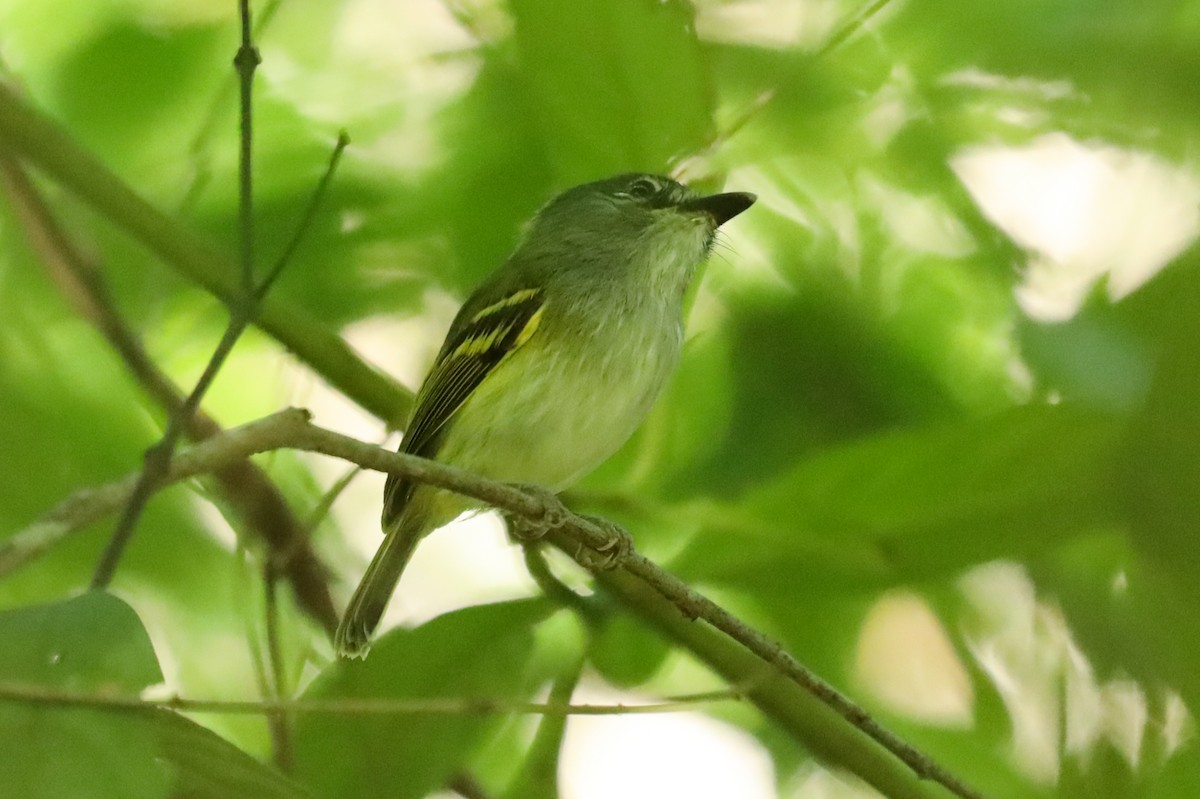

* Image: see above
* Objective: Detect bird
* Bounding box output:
[335,172,755,658]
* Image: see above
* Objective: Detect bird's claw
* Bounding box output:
[505,483,568,542]
[576,515,632,570]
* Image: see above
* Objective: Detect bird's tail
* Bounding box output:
[335,511,425,659]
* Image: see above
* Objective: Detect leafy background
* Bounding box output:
[0,0,1198,797]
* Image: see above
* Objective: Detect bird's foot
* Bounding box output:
[576,515,632,571]
[505,483,568,542]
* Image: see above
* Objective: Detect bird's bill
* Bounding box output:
[679,191,757,226]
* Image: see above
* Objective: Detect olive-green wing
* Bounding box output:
[382,287,546,528]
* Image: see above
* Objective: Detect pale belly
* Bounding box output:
[437,320,680,493]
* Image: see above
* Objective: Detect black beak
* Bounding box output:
[680,191,757,226]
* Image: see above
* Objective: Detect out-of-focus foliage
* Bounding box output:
[0,594,310,798]
[0,0,1198,797]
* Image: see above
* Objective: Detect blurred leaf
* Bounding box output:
[674,405,1122,593]
[589,612,672,688]
[154,710,313,799]
[397,57,555,294]
[293,599,554,799]
[673,281,975,497]
[0,592,161,691]
[1147,739,1200,799]
[891,0,1200,156]
[47,19,226,170]
[1113,247,1200,711]
[509,0,714,180]
[709,37,890,164]
[0,593,164,799]
[1020,297,1155,413]
[1060,740,1139,799]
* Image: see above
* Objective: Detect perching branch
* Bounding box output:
[0,155,338,635]
[3,409,984,799]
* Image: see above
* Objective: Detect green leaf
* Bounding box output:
[153,712,313,799]
[0,591,161,691]
[0,591,307,799]
[684,284,966,497]
[509,0,714,180]
[1112,248,1200,711]
[0,593,166,799]
[674,405,1123,593]
[588,612,672,688]
[293,599,555,799]
[48,19,226,172]
[394,57,555,293]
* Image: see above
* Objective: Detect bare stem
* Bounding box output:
[0,678,736,717]
[89,26,348,587]
[235,0,260,294]
[263,568,294,772]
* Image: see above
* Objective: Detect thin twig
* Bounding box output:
[673,0,899,178]
[522,545,597,620]
[89,58,350,588]
[263,567,295,772]
[0,679,737,717]
[256,130,351,300]
[235,0,260,294]
[815,0,897,59]
[90,1,264,588]
[503,659,583,799]
[90,313,246,588]
[179,0,282,213]
[5,410,985,799]
[0,160,340,622]
[305,462,363,532]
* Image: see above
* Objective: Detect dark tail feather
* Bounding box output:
[335,513,424,659]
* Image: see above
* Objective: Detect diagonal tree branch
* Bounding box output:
[1,409,985,799]
[0,79,411,425]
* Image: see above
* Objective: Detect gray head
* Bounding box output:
[516,174,756,290]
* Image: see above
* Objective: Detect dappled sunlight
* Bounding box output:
[262,0,482,174]
[959,562,1190,783]
[954,133,1200,321]
[859,175,976,258]
[852,561,1195,787]
[786,766,882,799]
[854,590,974,727]
[562,679,777,799]
[694,0,841,50]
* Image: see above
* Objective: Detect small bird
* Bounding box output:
[335,173,755,658]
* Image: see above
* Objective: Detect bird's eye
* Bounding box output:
[626,178,659,199]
